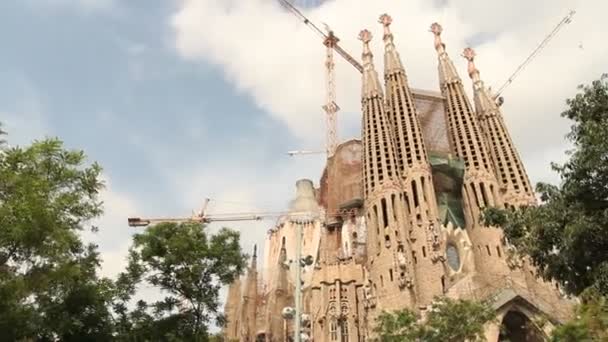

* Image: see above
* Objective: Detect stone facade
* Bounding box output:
[223,15,573,342]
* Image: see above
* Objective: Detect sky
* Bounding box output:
[1,0,606,322]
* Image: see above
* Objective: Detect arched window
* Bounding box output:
[446,244,460,271]
[329,320,338,340]
[340,320,349,342]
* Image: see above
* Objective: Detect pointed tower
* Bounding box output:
[462,48,536,207]
[266,239,290,341]
[223,277,242,341]
[359,28,417,312]
[380,14,443,306]
[430,23,509,277]
[240,245,258,341]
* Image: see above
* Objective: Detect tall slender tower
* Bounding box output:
[462,48,536,208]
[359,29,416,312]
[380,14,443,306]
[265,239,290,341]
[240,245,258,341]
[223,278,242,340]
[430,23,509,277]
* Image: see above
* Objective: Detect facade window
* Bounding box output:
[330,320,338,341]
[486,245,492,256]
[496,245,502,257]
[340,287,348,300]
[446,244,460,271]
[389,269,394,282]
[340,320,349,342]
[329,287,336,301]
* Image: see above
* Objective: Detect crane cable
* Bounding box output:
[495,10,576,97]
[277,0,327,39]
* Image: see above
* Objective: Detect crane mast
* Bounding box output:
[278,0,364,158]
[322,32,339,157]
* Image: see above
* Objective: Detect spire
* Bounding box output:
[251,244,257,268]
[462,48,535,206]
[360,27,417,309]
[379,14,403,73]
[359,29,383,98]
[430,23,461,86]
[429,22,494,175]
[224,277,242,340]
[267,239,289,340]
[380,14,443,305]
[241,245,259,340]
[359,28,399,196]
[430,25,509,278]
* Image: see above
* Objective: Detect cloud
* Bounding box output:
[170,0,607,188]
[85,176,141,278]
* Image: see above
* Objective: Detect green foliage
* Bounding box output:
[374,309,419,341]
[0,138,114,340]
[118,222,248,340]
[373,297,496,342]
[483,75,608,296]
[551,289,608,341]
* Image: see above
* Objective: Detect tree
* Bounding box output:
[483,74,608,296]
[373,297,496,342]
[0,138,115,340]
[551,289,608,341]
[117,222,247,341]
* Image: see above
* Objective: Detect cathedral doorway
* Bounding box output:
[497,310,545,342]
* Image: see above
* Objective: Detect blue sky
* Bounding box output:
[1,0,326,276]
[2,0,606,319]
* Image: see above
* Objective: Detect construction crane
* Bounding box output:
[493,10,576,100]
[127,198,281,227]
[127,197,354,228]
[278,0,363,159]
[287,150,324,157]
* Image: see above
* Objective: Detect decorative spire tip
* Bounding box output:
[462,47,476,61]
[462,47,480,81]
[379,13,392,27]
[358,29,372,44]
[430,22,443,36]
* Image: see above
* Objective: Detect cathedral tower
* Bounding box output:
[462,48,536,207]
[380,14,443,306]
[430,23,509,277]
[240,245,258,341]
[223,277,242,340]
[359,29,417,312]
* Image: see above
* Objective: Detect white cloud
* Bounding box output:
[85,176,142,278]
[170,0,607,188]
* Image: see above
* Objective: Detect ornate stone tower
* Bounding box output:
[430,23,510,277]
[359,28,417,312]
[462,48,536,208]
[240,245,258,341]
[380,14,443,307]
[223,277,242,341]
[263,239,290,341]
